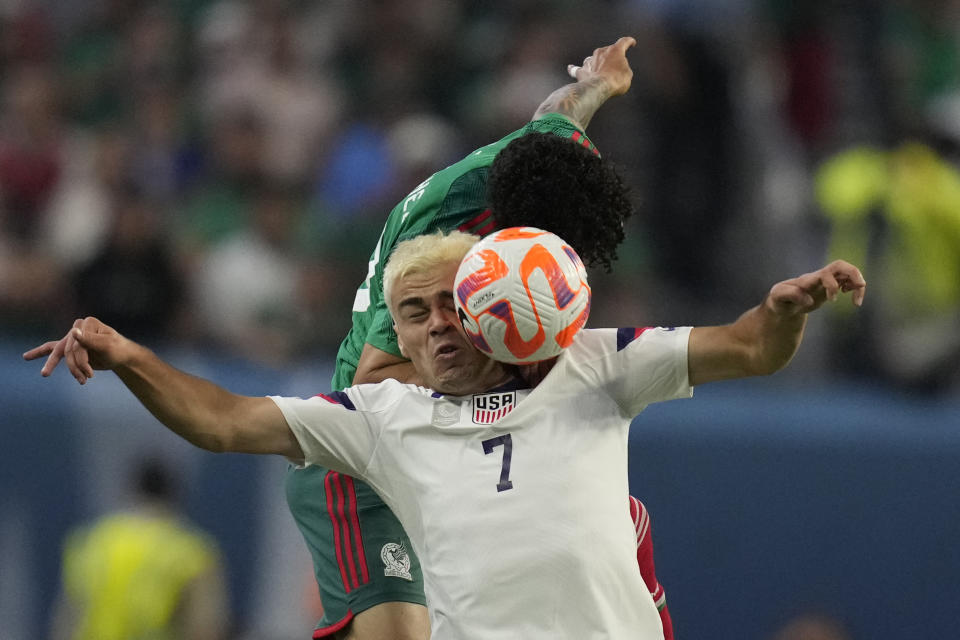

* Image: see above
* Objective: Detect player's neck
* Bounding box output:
[438,363,513,396]
[479,367,516,393]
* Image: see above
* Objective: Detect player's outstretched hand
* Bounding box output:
[567,36,636,97]
[23,317,130,385]
[766,260,866,317]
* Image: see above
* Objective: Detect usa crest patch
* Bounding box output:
[472,391,516,425]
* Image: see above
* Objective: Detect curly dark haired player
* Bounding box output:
[488,131,633,273]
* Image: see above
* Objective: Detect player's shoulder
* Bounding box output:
[567,326,654,352]
[381,161,487,235]
[556,327,691,377]
[526,112,578,132]
[447,115,577,167]
[346,378,437,412]
[573,326,689,351]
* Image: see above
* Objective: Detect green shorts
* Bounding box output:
[285,464,426,637]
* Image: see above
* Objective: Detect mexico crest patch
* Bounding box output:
[381,542,413,581]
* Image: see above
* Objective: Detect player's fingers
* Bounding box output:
[818,271,841,302]
[77,316,101,335]
[75,318,106,374]
[68,327,96,381]
[823,260,866,304]
[834,262,867,307]
[827,260,866,285]
[63,333,89,384]
[849,278,866,306]
[45,346,71,380]
[23,340,63,378]
[65,321,97,383]
[614,36,637,51]
[569,53,595,78]
[75,336,94,380]
[769,282,815,311]
[39,337,68,378]
[839,276,867,306]
[22,341,57,362]
[855,284,866,306]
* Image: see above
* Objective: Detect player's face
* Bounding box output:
[392,261,509,395]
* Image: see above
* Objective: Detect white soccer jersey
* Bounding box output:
[272,326,693,640]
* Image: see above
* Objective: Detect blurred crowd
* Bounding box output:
[1,0,958,392]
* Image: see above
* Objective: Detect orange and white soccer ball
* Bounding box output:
[454,227,591,364]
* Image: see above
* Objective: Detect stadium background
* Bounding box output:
[1,1,958,638]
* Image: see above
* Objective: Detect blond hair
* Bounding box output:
[383,230,480,317]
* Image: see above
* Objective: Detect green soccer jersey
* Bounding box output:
[288,113,597,634]
[331,113,596,391]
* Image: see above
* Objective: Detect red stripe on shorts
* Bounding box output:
[333,473,361,589]
[343,475,370,584]
[324,471,352,593]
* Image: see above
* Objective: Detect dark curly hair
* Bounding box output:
[487,132,634,273]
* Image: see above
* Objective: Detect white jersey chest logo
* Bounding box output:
[472,391,517,425]
[431,400,460,427]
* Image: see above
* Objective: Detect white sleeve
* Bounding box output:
[567,327,693,417]
[269,389,380,478]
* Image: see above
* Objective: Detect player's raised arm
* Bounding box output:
[533,36,636,130]
[23,317,301,458]
[687,260,866,386]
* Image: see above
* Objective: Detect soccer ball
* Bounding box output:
[454,227,591,364]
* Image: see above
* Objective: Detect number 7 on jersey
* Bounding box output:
[482,434,514,492]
